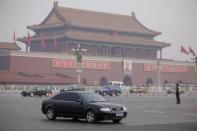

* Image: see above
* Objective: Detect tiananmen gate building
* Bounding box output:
[0,2,196,87]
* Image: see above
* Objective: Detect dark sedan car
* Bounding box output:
[95,85,121,96]
[21,87,51,97]
[42,91,127,123]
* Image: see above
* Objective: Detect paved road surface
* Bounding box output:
[0,92,197,131]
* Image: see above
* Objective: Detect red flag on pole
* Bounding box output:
[27,32,32,46]
[39,33,46,49]
[180,46,189,55]
[13,31,16,44]
[189,46,196,56]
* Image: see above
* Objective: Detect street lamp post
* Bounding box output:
[195,56,197,73]
[191,56,197,75]
[72,44,87,85]
[157,49,162,88]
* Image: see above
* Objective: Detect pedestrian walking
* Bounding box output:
[176,83,180,104]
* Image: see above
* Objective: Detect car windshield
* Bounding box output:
[64,84,83,89]
[113,86,120,90]
[100,86,108,90]
[26,87,38,91]
[79,92,107,102]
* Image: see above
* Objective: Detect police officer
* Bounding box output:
[176,83,180,104]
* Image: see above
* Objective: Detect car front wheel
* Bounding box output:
[86,110,96,123]
[46,108,56,120]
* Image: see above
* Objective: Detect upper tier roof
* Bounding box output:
[28,2,161,37]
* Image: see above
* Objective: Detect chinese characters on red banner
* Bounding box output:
[144,64,188,73]
[52,59,111,70]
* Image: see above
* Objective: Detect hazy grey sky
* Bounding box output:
[0,0,196,61]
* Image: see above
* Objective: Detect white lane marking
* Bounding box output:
[144,110,166,114]
[184,114,197,117]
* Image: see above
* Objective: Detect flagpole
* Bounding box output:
[157,49,162,88]
[27,31,32,52]
[195,56,197,73]
[13,29,16,44]
[188,47,196,73]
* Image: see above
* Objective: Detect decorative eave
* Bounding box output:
[27,23,66,30]
[131,12,161,36]
[18,31,170,48]
[65,31,170,48]
[17,34,65,43]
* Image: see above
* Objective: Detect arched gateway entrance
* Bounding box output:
[123,75,132,86]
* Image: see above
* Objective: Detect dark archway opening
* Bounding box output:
[100,76,108,86]
[81,77,87,85]
[146,78,153,87]
[123,75,132,86]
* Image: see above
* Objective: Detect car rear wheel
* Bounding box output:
[112,119,122,123]
[86,110,96,123]
[46,108,56,120]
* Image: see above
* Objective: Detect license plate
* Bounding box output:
[116,112,123,116]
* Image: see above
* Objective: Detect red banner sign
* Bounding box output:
[52,59,111,70]
[144,64,189,73]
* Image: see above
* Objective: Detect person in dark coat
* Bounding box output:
[176,83,180,104]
